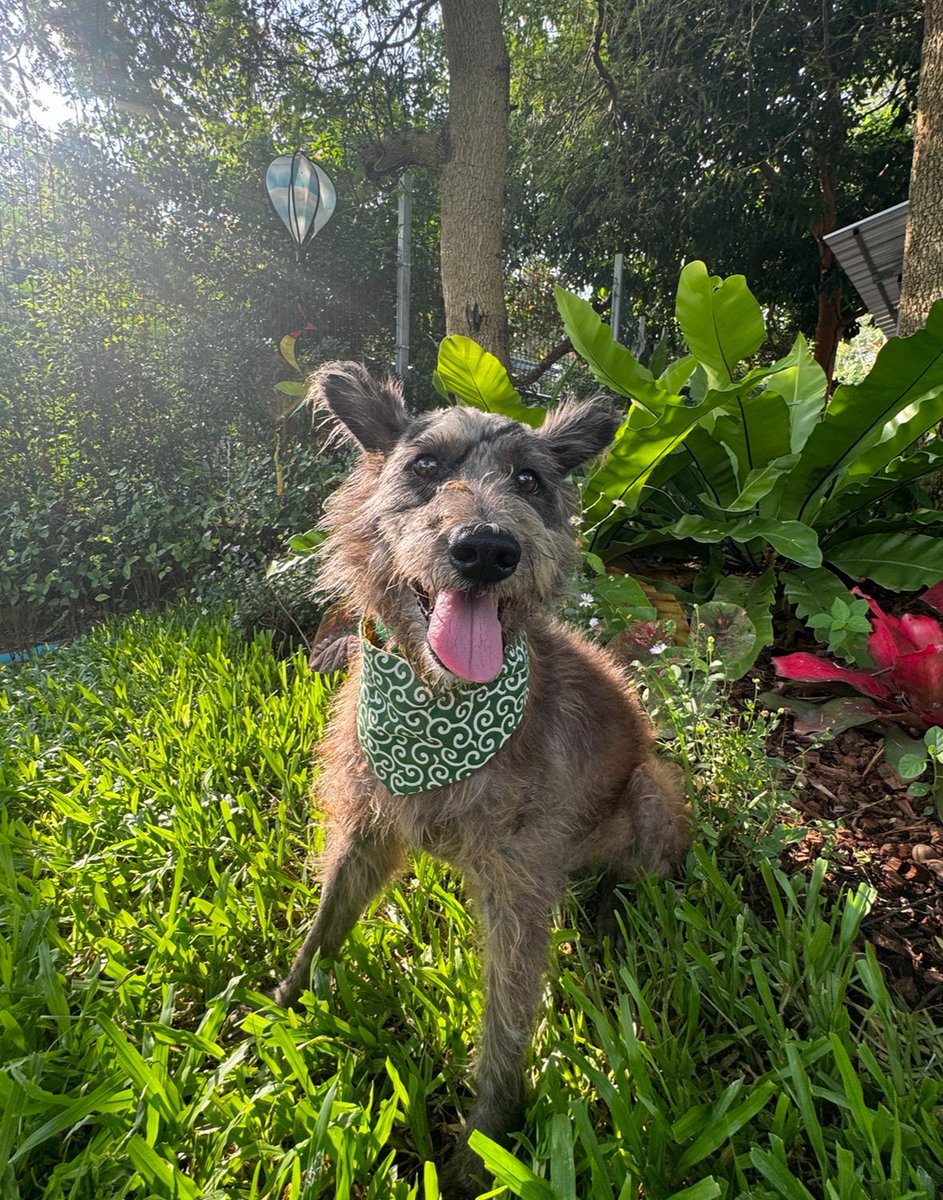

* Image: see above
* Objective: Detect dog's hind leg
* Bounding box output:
[628,756,692,878]
[274,828,404,1009]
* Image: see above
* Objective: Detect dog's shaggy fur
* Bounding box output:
[275,363,692,1196]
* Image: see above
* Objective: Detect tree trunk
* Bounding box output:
[810,149,851,385]
[439,0,510,365]
[899,0,943,337]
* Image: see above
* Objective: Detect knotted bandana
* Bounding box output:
[356,624,529,796]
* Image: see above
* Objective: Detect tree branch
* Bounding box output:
[359,126,450,180]
[591,0,620,114]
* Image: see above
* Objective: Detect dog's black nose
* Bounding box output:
[448,528,521,583]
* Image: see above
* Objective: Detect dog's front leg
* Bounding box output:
[442,886,554,1198]
[274,827,403,1009]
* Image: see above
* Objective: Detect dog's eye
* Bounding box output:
[514,469,540,495]
[412,455,442,481]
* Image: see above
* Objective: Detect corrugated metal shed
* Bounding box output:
[823,200,908,336]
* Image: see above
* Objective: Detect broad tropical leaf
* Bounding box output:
[435,336,545,428]
[817,442,943,530]
[679,427,740,508]
[665,515,822,568]
[728,454,800,513]
[760,334,828,453]
[580,391,734,533]
[843,386,943,484]
[674,261,765,390]
[555,287,670,413]
[777,299,943,524]
[828,531,943,591]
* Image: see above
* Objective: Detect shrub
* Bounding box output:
[555,263,943,672]
[0,439,344,649]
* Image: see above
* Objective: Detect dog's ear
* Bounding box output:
[537,398,622,473]
[308,361,409,452]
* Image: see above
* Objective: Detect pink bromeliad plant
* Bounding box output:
[773,583,943,733]
[772,584,943,815]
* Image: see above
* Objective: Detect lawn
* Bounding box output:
[2,605,942,1199]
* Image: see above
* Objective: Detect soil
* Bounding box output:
[756,658,943,1016]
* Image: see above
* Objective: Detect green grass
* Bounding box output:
[1,605,942,1199]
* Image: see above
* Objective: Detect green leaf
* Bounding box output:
[666,1181,722,1200]
[675,1079,776,1171]
[674,261,765,390]
[750,1142,817,1200]
[555,286,671,413]
[581,390,736,533]
[274,380,307,396]
[778,298,943,524]
[782,567,874,664]
[714,392,792,480]
[659,353,697,395]
[817,441,943,529]
[695,601,757,678]
[828,532,943,591]
[726,454,800,512]
[467,1131,556,1196]
[713,569,776,674]
[435,335,544,427]
[843,386,943,484]
[664,515,822,567]
[126,1135,203,1200]
[760,333,828,453]
[678,427,740,508]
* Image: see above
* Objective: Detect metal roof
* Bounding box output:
[823,200,908,336]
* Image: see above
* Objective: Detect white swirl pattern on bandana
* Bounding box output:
[357,631,529,795]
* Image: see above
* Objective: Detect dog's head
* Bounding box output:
[310,361,619,684]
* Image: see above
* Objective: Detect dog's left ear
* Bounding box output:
[537,398,622,473]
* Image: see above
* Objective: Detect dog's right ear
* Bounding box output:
[308,361,409,452]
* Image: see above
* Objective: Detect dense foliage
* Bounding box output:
[507,0,919,368]
[557,263,943,672]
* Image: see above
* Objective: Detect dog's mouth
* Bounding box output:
[410,583,506,684]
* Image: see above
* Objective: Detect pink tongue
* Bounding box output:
[428,590,504,683]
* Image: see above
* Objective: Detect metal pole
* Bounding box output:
[611,251,624,343]
[395,172,413,378]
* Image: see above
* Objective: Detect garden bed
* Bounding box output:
[777,721,943,1010]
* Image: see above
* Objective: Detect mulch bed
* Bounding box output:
[757,668,943,1015]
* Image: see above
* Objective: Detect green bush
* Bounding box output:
[0,439,344,649]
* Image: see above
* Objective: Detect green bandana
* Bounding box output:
[356,625,529,796]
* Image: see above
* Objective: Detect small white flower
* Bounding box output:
[649,642,668,655]
[579,592,594,607]
[611,498,626,508]
[588,617,600,628]
[568,514,583,526]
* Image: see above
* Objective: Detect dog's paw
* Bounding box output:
[438,1143,490,1200]
[272,976,305,1011]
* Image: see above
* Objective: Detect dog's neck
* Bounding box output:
[356,622,530,796]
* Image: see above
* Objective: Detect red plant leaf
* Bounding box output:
[772,652,894,701]
[921,579,943,614]
[854,591,920,666]
[890,645,943,726]
[899,613,943,650]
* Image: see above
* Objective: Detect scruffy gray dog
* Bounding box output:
[274,362,691,1197]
